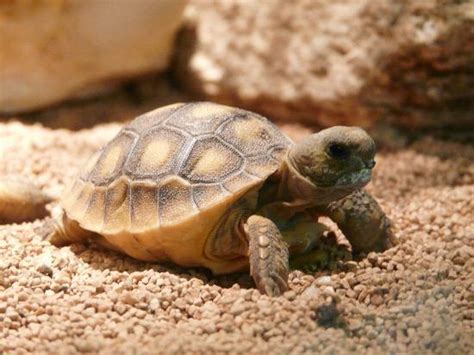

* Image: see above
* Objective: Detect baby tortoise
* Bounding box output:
[0,178,51,224]
[48,102,394,296]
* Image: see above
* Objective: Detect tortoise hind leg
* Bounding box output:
[47,212,95,246]
[244,215,290,296]
[47,212,124,255]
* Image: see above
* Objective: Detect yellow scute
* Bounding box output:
[98,146,122,178]
[232,119,265,142]
[193,148,227,175]
[139,139,171,172]
[189,102,232,120]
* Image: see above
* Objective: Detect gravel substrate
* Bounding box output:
[0,120,472,354]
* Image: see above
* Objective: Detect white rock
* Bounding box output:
[315,276,333,286]
[0,0,187,113]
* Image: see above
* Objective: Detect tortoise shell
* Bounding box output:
[62,102,292,239]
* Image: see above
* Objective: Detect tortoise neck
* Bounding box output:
[275,162,296,202]
[283,156,360,207]
[258,160,315,210]
[278,161,319,208]
[254,162,314,222]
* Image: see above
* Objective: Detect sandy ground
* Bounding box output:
[0,93,473,353]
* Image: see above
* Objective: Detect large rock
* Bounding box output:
[0,0,187,113]
[176,0,474,129]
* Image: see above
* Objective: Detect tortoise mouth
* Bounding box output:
[335,168,372,187]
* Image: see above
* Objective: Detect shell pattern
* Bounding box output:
[62,102,292,235]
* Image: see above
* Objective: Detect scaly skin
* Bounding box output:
[317,189,396,253]
[245,215,289,296]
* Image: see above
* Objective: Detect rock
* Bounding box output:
[36,264,53,278]
[370,294,384,307]
[229,300,248,316]
[0,178,52,224]
[301,285,320,299]
[0,0,187,113]
[314,301,344,328]
[120,292,139,306]
[175,0,474,129]
[315,276,333,286]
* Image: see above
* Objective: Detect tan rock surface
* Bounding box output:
[0,0,187,113]
[176,0,474,129]
[0,117,472,353]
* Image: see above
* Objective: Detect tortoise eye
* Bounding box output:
[327,142,350,159]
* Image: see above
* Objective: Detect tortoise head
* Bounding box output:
[286,126,376,205]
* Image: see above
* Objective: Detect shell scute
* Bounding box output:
[125,127,189,179]
[83,187,106,230]
[69,182,95,223]
[166,102,235,135]
[130,182,159,233]
[158,177,196,226]
[180,136,243,184]
[90,133,136,186]
[223,173,257,193]
[245,155,281,178]
[193,184,229,210]
[127,103,185,132]
[219,114,285,157]
[102,178,131,233]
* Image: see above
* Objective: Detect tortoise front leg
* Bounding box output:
[244,215,290,296]
[318,189,396,253]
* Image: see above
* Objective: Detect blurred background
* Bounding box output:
[0,0,473,137]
